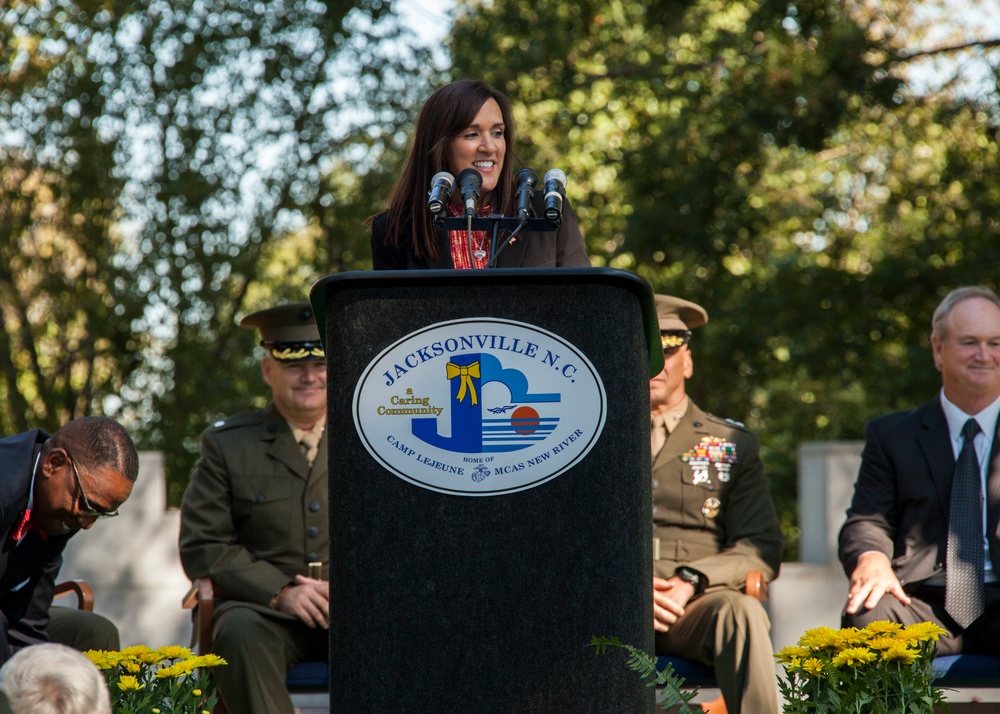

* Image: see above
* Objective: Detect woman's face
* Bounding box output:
[445,98,506,196]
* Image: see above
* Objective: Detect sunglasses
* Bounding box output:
[67,454,120,518]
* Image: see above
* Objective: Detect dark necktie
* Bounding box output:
[946,418,985,629]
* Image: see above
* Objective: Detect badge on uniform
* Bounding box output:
[681,436,738,485]
[702,497,721,519]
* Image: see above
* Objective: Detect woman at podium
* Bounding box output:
[369,79,591,270]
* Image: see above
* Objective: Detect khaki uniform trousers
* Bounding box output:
[212,605,328,714]
[654,588,778,714]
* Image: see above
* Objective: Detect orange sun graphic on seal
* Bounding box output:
[511,406,540,435]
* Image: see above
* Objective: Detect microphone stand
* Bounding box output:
[434,215,560,269]
[487,221,524,268]
[465,213,475,267]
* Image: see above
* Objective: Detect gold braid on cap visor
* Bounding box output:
[263,341,325,361]
[659,330,691,350]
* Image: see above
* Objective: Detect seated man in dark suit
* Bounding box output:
[0,416,138,664]
[840,285,1000,655]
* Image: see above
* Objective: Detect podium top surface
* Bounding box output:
[310,267,664,377]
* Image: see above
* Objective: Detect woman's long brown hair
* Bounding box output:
[378,80,517,261]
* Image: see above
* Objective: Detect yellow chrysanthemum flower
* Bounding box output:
[802,657,825,676]
[138,649,169,664]
[83,650,114,669]
[799,626,839,649]
[866,635,897,651]
[116,675,144,691]
[123,661,141,674]
[190,654,228,668]
[120,644,153,657]
[863,620,902,635]
[775,646,812,663]
[153,663,185,679]
[156,645,193,660]
[832,646,877,667]
[899,622,948,643]
[880,642,920,664]
[835,627,871,646]
[155,660,200,679]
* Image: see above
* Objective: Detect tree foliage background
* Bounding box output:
[1,0,433,503]
[2,0,998,553]
[447,0,1000,551]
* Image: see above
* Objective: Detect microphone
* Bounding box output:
[542,169,566,222]
[426,171,455,214]
[457,168,482,217]
[515,168,538,222]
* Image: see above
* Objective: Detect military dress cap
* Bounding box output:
[655,294,709,353]
[240,302,324,362]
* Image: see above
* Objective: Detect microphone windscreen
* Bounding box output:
[516,168,538,187]
[543,168,567,190]
[457,168,483,191]
[431,171,454,189]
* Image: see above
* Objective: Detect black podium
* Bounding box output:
[310,268,663,713]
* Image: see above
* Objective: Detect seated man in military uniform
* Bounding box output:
[179,303,329,714]
[649,294,783,714]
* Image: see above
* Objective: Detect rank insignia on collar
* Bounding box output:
[681,436,738,483]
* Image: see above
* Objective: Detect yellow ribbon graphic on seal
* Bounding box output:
[446,361,480,406]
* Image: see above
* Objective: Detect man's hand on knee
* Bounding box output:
[845,551,911,615]
[653,576,695,633]
[272,575,330,629]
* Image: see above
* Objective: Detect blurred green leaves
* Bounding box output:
[448,0,999,554]
[2,0,998,542]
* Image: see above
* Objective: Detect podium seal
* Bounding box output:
[354,317,607,496]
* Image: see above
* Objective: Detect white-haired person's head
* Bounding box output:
[0,643,111,714]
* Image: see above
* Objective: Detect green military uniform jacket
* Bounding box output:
[652,401,782,589]
[179,403,328,617]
